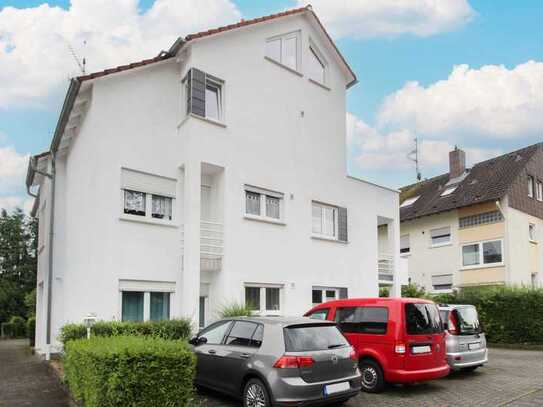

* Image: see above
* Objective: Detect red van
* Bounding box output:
[305,298,449,392]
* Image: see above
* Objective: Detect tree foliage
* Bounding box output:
[0,208,38,324]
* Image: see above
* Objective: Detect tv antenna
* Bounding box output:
[407,137,422,181]
[68,40,86,75]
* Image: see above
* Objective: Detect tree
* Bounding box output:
[0,208,38,323]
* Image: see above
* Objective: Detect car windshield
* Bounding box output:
[456,306,481,335]
[405,303,443,335]
[284,324,349,352]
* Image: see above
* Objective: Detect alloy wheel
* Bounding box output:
[246,383,267,407]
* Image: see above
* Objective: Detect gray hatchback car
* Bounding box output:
[189,317,361,406]
[439,304,488,371]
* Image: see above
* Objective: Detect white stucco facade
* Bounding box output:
[30,11,400,354]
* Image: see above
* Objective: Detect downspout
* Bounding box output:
[45,154,56,360]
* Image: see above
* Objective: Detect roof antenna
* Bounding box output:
[407,137,422,181]
[68,40,86,75]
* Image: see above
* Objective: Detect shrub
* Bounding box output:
[64,336,196,407]
[59,319,192,345]
[379,287,390,297]
[27,316,36,347]
[1,316,26,338]
[401,283,427,299]
[219,302,252,318]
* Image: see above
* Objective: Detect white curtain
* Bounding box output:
[152,195,172,219]
[246,191,261,215]
[124,190,145,213]
[266,196,280,219]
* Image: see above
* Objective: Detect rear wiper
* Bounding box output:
[328,344,345,349]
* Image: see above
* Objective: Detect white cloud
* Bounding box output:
[378,61,543,138]
[298,0,475,38]
[0,0,241,108]
[0,146,28,189]
[347,113,500,174]
[0,196,33,214]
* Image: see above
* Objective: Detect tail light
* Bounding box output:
[273,355,315,369]
[349,347,358,361]
[395,343,406,354]
[448,312,459,335]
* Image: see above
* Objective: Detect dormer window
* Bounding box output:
[265,31,300,72]
[441,186,457,197]
[400,196,420,208]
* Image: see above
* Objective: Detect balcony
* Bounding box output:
[378,253,394,285]
[180,221,224,272]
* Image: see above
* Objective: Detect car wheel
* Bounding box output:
[359,359,385,393]
[243,378,270,407]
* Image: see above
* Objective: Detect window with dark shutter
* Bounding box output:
[338,207,348,242]
[184,68,223,121]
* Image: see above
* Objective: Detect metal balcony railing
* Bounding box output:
[378,253,394,284]
[180,221,223,272]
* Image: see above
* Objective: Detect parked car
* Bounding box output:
[189,316,361,406]
[305,298,450,393]
[438,304,488,372]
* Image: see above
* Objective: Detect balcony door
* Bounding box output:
[201,185,212,221]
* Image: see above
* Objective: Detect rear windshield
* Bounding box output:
[284,324,349,352]
[456,306,481,335]
[405,303,443,335]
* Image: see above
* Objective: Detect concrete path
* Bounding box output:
[0,339,71,407]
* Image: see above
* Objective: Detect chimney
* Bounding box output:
[449,146,466,179]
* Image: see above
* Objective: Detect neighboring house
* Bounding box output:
[26,6,400,356]
[399,144,543,294]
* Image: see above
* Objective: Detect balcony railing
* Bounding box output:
[180,221,224,272]
[378,253,394,284]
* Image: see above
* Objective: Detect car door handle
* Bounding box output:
[240,353,251,359]
[208,349,216,355]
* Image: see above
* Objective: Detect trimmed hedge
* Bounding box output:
[1,316,26,338]
[432,286,543,345]
[64,336,196,407]
[59,319,192,344]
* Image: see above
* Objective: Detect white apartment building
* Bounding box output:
[26,6,400,355]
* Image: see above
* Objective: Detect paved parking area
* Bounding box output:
[198,348,543,406]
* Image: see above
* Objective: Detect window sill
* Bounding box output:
[311,234,348,244]
[400,253,411,258]
[244,214,286,226]
[177,113,227,129]
[264,56,303,77]
[308,78,331,91]
[430,289,454,294]
[460,263,504,271]
[119,214,179,228]
[430,242,452,249]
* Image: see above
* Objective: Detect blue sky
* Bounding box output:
[1,0,542,211]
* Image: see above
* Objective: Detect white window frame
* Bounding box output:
[461,239,504,269]
[528,175,535,198]
[312,201,339,240]
[537,181,543,201]
[265,31,301,73]
[118,280,175,322]
[307,40,328,86]
[243,185,285,224]
[400,196,420,208]
[529,223,537,243]
[204,77,223,122]
[400,234,410,256]
[430,226,452,248]
[121,189,175,225]
[311,286,339,306]
[244,283,283,316]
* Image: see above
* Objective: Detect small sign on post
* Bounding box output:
[83,313,97,339]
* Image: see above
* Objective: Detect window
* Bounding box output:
[312,202,348,242]
[400,196,420,208]
[431,274,453,292]
[121,290,171,322]
[151,195,172,220]
[404,303,443,335]
[530,223,536,241]
[124,190,173,221]
[245,285,282,314]
[199,320,232,345]
[307,309,329,320]
[225,321,262,347]
[400,234,410,254]
[462,240,503,267]
[124,190,146,216]
[441,186,457,196]
[537,181,543,201]
[335,307,389,335]
[308,45,326,84]
[184,68,224,122]
[459,210,503,229]
[311,287,344,305]
[528,175,535,198]
[244,186,284,222]
[265,32,300,71]
[430,226,451,246]
[284,325,348,352]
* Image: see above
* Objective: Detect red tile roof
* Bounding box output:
[76,5,356,86]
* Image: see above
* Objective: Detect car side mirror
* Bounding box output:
[189,336,207,346]
[198,337,208,345]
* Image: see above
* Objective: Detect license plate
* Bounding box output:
[469,343,481,350]
[412,345,431,354]
[324,381,350,396]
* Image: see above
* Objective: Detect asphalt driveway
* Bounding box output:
[198,348,543,407]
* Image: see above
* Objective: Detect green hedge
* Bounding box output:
[431,286,543,344]
[27,316,36,347]
[64,336,196,407]
[59,319,192,345]
[1,316,26,338]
